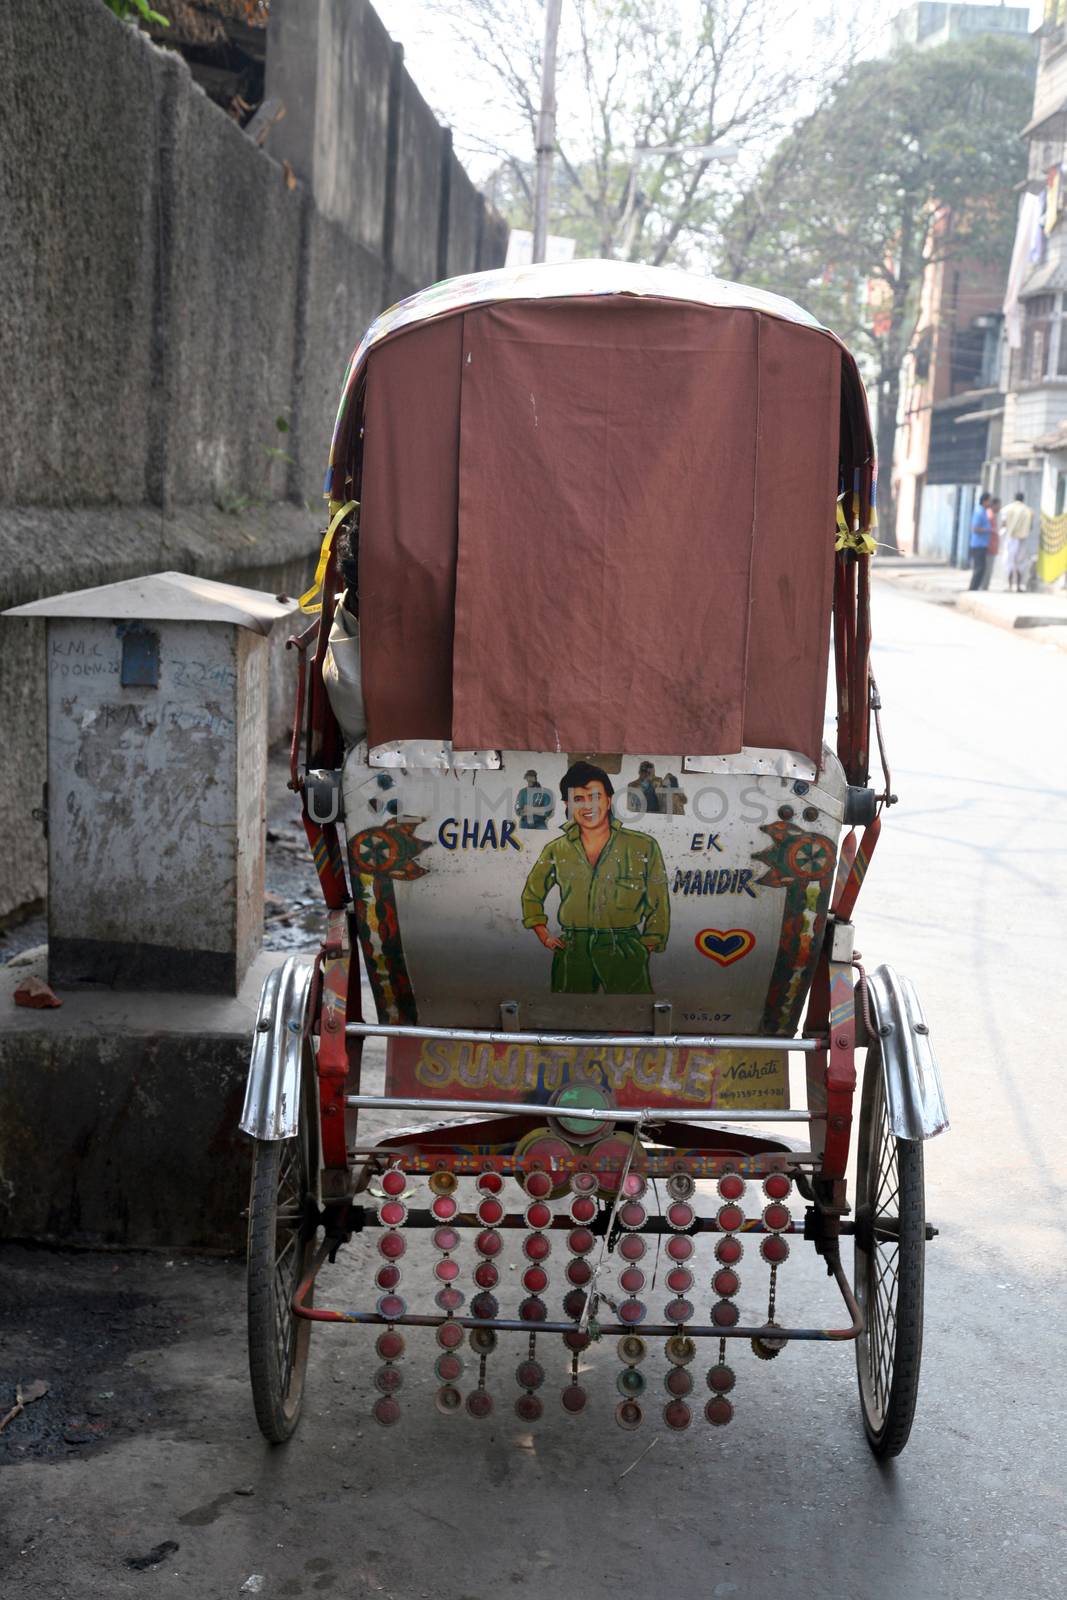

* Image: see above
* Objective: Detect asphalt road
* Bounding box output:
[2,582,1066,1599]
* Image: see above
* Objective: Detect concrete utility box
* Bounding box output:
[5,572,296,994]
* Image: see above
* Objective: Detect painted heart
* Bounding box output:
[694,928,756,966]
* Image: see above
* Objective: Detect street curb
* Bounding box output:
[955,592,1067,641]
[873,567,1067,648]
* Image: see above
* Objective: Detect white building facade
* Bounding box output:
[999,3,1067,583]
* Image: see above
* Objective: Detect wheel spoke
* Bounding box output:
[871,1224,899,1413]
[867,1253,882,1399]
[875,1144,898,1214]
[271,1217,301,1382]
[248,1106,316,1443]
[274,1286,291,1373]
[859,1066,899,1425]
[875,1280,897,1358]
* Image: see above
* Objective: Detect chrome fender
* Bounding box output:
[864,964,949,1142]
[239,956,315,1141]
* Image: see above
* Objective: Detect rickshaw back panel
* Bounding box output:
[343,744,847,1111]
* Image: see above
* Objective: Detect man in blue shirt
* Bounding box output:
[515,769,554,829]
[968,492,993,590]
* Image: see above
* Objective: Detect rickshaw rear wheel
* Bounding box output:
[247,1070,318,1445]
[853,1040,925,1459]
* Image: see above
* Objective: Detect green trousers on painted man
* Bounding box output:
[550,927,653,994]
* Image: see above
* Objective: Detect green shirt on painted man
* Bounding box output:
[521,814,670,994]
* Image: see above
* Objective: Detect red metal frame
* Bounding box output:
[834,817,880,922]
[316,908,352,1174]
[833,549,872,787]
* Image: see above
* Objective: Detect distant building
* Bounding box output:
[889,2,1032,559]
[997,2,1067,586]
[891,2,1029,53]
[893,237,1006,561]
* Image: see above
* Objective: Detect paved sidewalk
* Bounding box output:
[873,556,1067,646]
[872,556,972,602]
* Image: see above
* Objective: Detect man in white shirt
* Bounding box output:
[1002,493,1034,593]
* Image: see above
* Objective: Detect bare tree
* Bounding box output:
[424,0,861,265]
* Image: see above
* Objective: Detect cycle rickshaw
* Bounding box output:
[241,260,947,1455]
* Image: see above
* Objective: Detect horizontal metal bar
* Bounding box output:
[350,1149,821,1169]
[291,1246,862,1343]
[359,1209,805,1236]
[300,1310,843,1340]
[346,1021,821,1052]
[344,1094,815,1124]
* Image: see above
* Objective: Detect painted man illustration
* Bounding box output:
[521,760,670,994]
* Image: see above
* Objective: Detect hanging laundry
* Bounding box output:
[1004,191,1041,349]
[1045,165,1061,237]
[1030,187,1047,262]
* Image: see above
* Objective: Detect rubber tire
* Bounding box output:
[247,1131,315,1445]
[853,1041,925,1459]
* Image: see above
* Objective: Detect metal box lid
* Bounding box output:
[3,571,297,635]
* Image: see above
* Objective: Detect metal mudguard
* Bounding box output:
[239,956,315,1141]
[865,964,948,1142]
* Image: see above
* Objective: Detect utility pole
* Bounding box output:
[532,0,563,263]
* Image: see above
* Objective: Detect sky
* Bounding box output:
[372,0,1045,185]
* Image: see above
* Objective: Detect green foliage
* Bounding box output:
[723,35,1034,361]
[722,32,1033,545]
[215,489,253,515]
[103,0,170,27]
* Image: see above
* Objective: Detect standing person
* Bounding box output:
[661,771,688,815]
[515,769,554,829]
[980,497,1001,589]
[968,492,993,590]
[626,760,662,814]
[1002,492,1034,592]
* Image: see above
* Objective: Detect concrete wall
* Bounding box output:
[0,0,505,925]
[263,0,511,299]
[918,483,959,561]
[0,949,271,1250]
[164,67,305,510]
[391,70,447,297]
[0,6,161,509]
[1033,24,1067,128]
[268,0,395,266]
[1008,382,1067,447]
[447,157,485,280]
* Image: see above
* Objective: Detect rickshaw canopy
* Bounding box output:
[322,260,874,768]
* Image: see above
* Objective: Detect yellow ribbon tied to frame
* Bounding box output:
[298,499,358,614]
[835,494,877,557]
